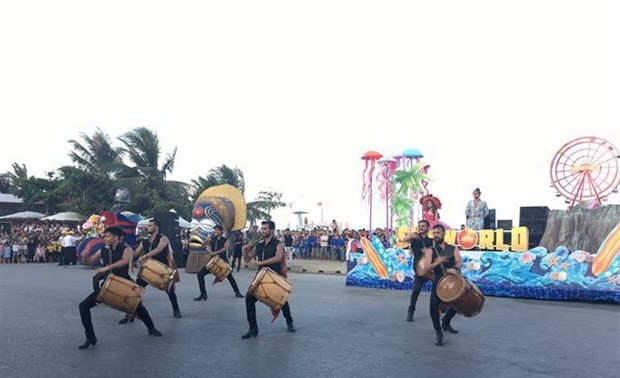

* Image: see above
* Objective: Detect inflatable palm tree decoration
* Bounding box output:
[392,162,431,227]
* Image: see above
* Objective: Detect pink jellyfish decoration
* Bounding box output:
[361,151,383,233]
[377,157,398,237]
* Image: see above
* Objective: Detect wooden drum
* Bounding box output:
[138,258,176,291]
[205,255,232,280]
[248,268,293,310]
[436,270,485,318]
[96,275,144,314]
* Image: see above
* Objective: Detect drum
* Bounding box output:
[186,251,211,274]
[205,255,232,280]
[436,270,485,318]
[416,258,435,280]
[96,274,144,314]
[138,258,176,291]
[248,267,293,310]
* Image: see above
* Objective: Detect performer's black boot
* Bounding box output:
[78,332,97,350]
[435,330,444,346]
[442,321,458,334]
[148,328,163,337]
[118,314,134,324]
[406,311,414,322]
[235,292,244,298]
[194,294,207,301]
[286,321,296,333]
[173,309,182,318]
[241,328,259,339]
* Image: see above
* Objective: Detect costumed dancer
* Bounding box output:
[241,220,296,339]
[78,226,162,350]
[194,225,244,300]
[402,220,433,322]
[420,193,449,230]
[419,224,462,346]
[119,218,182,324]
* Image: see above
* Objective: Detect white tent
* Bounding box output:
[177,216,191,229]
[137,216,192,229]
[42,212,85,222]
[0,211,46,220]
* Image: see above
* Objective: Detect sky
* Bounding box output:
[1,1,618,230]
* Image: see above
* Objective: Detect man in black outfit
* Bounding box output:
[194,225,244,301]
[130,219,182,319]
[419,224,462,346]
[241,220,296,339]
[78,226,162,350]
[402,220,433,322]
[230,231,243,272]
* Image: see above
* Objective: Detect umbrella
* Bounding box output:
[0,211,46,220]
[42,212,85,222]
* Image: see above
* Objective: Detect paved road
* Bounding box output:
[1,264,618,378]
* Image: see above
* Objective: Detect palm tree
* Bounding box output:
[191,165,245,201]
[393,162,431,227]
[68,128,124,179]
[117,127,190,215]
[191,165,278,225]
[117,127,177,183]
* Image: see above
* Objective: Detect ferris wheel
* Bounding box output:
[550,136,620,208]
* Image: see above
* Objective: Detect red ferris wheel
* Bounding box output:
[550,136,620,209]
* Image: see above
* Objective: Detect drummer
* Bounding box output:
[119,218,182,324]
[419,224,462,346]
[193,225,244,301]
[241,220,296,339]
[78,226,162,350]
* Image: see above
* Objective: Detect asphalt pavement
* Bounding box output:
[0,263,618,378]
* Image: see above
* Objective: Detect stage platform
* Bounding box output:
[346,237,620,304]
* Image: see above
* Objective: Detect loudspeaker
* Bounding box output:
[497,220,513,229]
[153,211,178,237]
[519,206,550,249]
[484,209,496,229]
[154,211,184,267]
[520,206,550,221]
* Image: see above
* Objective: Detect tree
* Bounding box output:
[392,163,431,227]
[191,165,289,226]
[68,128,124,179]
[254,190,287,215]
[55,166,116,215]
[191,165,245,202]
[117,127,190,215]
[6,164,63,214]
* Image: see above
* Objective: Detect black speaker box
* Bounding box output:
[497,220,513,229]
[484,209,496,229]
[520,206,550,221]
[153,211,183,267]
[153,211,178,237]
[520,220,548,236]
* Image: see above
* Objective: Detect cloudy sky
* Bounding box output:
[1,1,618,230]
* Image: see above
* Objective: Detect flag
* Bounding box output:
[317,201,323,206]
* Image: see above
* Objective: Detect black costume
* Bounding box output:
[136,234,181,315]
[407,235,434,320]
[78,243,160,349]
[195,235,243,299]
[242,237,294,338]
[429,243,459,345]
